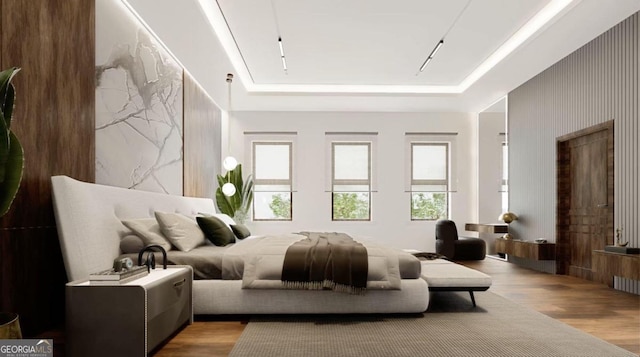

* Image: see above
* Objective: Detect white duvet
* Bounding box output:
[219,234,403,290]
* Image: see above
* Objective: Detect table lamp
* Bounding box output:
[499,212,518,239]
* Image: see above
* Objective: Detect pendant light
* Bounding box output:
[222,181,236,196]
[222,73,237,197]
[223,73,238,171]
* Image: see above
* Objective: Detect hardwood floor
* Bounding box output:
[45,258,639,356]
[151,258,639,356]
[461,258,640,355]
[153,321,246,357]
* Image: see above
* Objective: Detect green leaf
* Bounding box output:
[0,111,10,182]
[0,68,20,125]
[215,164,254,219]
[216,174,227,189]
[0,68,21,217]
[215,187,235,216]
[3,83,15,129]
[0,68,20,184]
[233,163,243,185]
[229,164,242,210]
[240,175,254,214]
[0,132,24,216]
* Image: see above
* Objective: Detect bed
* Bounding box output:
[51,175,430,314]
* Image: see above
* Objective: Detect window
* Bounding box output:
[252,142,292,220]
[331,142,371,220]
[410,143,449,220]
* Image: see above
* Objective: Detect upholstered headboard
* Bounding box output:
[51,175,216,281]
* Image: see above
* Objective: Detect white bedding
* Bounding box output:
[224,234,402,290]
[120,234,420,285]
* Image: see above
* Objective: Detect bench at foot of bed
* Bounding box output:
[419,259,492,307]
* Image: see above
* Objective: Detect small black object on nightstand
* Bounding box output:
[138,244,167,272]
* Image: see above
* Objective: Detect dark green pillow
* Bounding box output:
[196,216,235,246]
[230,224,251,239]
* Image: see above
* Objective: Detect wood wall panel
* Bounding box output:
[183,72,221,199]
[509,12,638,294]
[0,0,95,336]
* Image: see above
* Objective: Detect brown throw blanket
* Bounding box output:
[281,232,368,294]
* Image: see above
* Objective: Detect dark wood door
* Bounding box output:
[567,129,609,280]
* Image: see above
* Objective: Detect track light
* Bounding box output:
[278,38,284,56]
[419,40,444,72]
[430,40,444,58]
[278,37,288,73]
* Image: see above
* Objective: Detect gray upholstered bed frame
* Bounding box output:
[51,175,429,314]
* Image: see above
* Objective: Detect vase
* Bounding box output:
[0,312,22,339]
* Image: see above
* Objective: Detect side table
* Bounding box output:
[66,266,193,357]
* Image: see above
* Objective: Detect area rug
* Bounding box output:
[229,291,636,357]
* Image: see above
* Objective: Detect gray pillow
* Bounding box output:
[120,234,145,254]
[122,218,172,251]
[155,211,206,252]
[196,216,235,246]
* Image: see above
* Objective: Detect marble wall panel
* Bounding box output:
[95,0,183,194]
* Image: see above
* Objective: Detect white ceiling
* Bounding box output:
[126,0,640,112]
[218,0,548,86]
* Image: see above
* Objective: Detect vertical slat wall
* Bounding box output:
[183,72,222,199]
[508,12,638,293]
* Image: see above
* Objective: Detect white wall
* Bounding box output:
[229,111,477,251]
[477,112,506,253]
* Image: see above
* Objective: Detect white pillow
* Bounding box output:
[122,218,172,252]
[155,211,206,252]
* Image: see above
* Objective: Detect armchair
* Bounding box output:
[435,220,486,260]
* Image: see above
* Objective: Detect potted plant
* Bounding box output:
[215,164,253,223]
[0,67,24,338]
[0,67,23,216]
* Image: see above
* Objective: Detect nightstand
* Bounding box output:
[66,266,193,357]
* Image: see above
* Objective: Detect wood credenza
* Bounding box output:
[495,238,556,260]
[465,223,508,234]
[592,250,640,287]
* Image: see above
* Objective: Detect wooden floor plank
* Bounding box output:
[153,321,245,357]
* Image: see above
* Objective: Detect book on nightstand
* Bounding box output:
[89,266,148,284]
